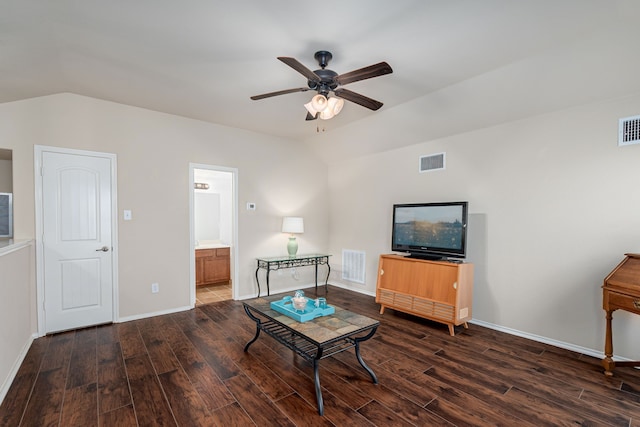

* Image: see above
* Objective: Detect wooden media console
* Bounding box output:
[375,254,474,336]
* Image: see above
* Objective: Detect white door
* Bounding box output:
[41,151,114,333]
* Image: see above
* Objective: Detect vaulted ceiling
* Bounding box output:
[3,1,640,163]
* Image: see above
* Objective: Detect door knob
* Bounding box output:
[96,246,110,252]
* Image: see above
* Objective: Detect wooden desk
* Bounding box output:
[602,253,640,376]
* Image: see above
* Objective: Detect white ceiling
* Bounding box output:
[3,0,640,162]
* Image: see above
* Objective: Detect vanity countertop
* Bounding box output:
[195,242,230,250]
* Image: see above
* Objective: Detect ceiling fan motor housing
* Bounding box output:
[308,68,338,94]
[307,51,338,95]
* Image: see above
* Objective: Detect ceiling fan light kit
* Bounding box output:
[251,50,392,121]
[304,94,345,120]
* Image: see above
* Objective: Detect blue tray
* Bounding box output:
[270,296,335,322]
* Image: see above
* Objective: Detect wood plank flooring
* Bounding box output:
[2,285,640,426]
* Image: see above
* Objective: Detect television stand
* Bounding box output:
[376,255,474,335]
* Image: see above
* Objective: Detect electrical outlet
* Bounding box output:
[151,283,159,293]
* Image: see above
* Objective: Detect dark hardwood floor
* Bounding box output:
[2,285,640,426]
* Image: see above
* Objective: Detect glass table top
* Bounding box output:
[256,253,331,262]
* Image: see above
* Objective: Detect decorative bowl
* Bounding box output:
[292,296,307,311]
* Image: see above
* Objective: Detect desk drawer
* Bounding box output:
[607,291,640,314]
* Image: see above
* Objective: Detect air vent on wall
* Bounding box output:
[419,152,445,172]
[619,115,640,146]
[342,249,365,284]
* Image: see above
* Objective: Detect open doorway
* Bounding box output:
[189,163,238,306]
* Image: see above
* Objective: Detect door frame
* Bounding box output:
[34,145,119,337]
[189,163,239,305]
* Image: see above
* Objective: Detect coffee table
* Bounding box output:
[242,295,379,415]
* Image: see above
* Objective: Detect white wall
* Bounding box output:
[0,243,35,403]
[0,93,329,321]
[3,89,639,388]
[327,93,640,360]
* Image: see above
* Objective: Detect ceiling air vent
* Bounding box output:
[619,115,640,146]
[419,152,445,173]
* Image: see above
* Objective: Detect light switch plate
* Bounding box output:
[124,210,132,220]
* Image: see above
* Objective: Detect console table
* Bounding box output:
[602,253,640,376]
[255,253,331,297]
[242,296,379,415]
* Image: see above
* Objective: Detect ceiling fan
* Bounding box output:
[250,51,393,121]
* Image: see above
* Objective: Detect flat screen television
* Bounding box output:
[391,201,468,260]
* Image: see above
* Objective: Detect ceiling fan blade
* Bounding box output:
[278,57,322,83]
[334,88,383,111]
[305,112,317,121]
[334,62,393,86]
[250,87,310,100]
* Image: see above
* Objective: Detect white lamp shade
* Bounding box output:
[282,216,304,234]
[319,109,334,120]
[329,97,344,115]
[304,101,318,117]
[310,94,328,112]
[318,97,344,120]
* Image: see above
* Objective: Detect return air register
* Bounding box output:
[619,115,640,146]
[342,249,365,284]
[419,152,445,172]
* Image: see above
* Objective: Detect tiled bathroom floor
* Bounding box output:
[195,282,232,305]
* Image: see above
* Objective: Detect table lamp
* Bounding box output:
[282,216,304,257]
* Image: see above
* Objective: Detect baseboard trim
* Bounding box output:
[326,284,614,361]
[117,305,193,323]
[469,319,606,360]
[225,284,620,363]
[0,334,35,406]
[327,281,376,297]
